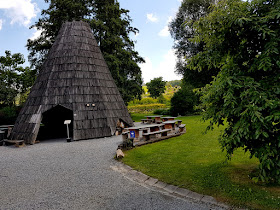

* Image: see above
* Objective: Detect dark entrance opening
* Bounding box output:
[37,105,73,140]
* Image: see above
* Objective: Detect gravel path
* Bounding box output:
[0,136,225,209]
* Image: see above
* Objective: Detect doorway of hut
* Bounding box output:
[37,105,73,140]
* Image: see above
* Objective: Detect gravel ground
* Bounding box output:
[0,136,224,210]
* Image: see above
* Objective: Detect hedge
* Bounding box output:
[127,104,168,113]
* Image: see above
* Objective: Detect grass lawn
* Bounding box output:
[123,114,280,209]
[129,113,148,122]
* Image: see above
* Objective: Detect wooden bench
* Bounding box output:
[141,119,153,124]
[4,140,25,147]
[179,124,186,133]
[160,129,171,137]
[142,129,171,141]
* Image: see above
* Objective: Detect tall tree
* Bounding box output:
[89,0,144,103]
[27,0,144,104]
[27,0,90,71]
[169,0,218,88]
[146,77,166,99]
[190,0,280,183]
[0,51,36,106]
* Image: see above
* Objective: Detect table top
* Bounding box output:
[0,125,14,128]
[127,123,164,130]
[162,120,178,124]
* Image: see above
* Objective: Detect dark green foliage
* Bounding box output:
[191,0,280,183]
[170,85,198,116]
[169,0,218,88]
[146,77,166,99]
[0,51,36,106]
[27,0,144,104]
[0,106,22,125]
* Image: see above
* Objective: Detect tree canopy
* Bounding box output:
[0,51,36,106]
[190,0,280,183]
[27,0,144,104]
[146,77,166,99]
[169,0,218,88]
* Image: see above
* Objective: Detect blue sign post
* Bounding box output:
[130,131,135,138]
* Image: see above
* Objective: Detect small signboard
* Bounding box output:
[64,120,71,125]
[130,131,135,138]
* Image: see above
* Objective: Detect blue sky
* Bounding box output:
[0,0,183,83]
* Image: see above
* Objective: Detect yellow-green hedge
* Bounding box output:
[127,103,168,113]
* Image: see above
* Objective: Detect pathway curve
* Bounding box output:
[0,136,228,209]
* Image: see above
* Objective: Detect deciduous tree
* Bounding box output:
[169,0,218,88]
[191,0,280,183]
[146,77,166,99]
[27,0,144,104]
[0,51,36,106]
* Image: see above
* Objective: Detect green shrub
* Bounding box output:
[170,85,198,116]
[156,95,170,105]
[0,106,21,125]
[153,108,170,115]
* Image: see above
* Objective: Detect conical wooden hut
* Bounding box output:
[10,21,134,144]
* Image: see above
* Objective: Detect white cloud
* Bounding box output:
[140,49,182,83]
[0,0,39,27]
[30,28,42,40]
[0,19,2,30]
[146,13,159,23]
[158,16,173,37]
[158,26,169,37]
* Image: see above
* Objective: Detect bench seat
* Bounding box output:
[141,119,153,124]
[179,124,186,133]
[179,124,186,128]
[4,140,25,147]
[142,129,171,140]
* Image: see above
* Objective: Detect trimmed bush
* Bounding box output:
[128,104,167,113]
[153,108,170,115]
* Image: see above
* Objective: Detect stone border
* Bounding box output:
[111,163,230,209]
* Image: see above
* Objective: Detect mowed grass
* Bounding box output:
[129,113,148,122]
[123,115,280,209]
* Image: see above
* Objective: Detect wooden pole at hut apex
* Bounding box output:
[64,120,72,142]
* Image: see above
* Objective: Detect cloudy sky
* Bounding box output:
[0,0,183,83]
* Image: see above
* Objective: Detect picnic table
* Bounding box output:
[126,124,164,140]
[142,129,171,141]
[162,120,179,131]
[141,118,153,124]
[0,125,14,139]
[144,115,163,124]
